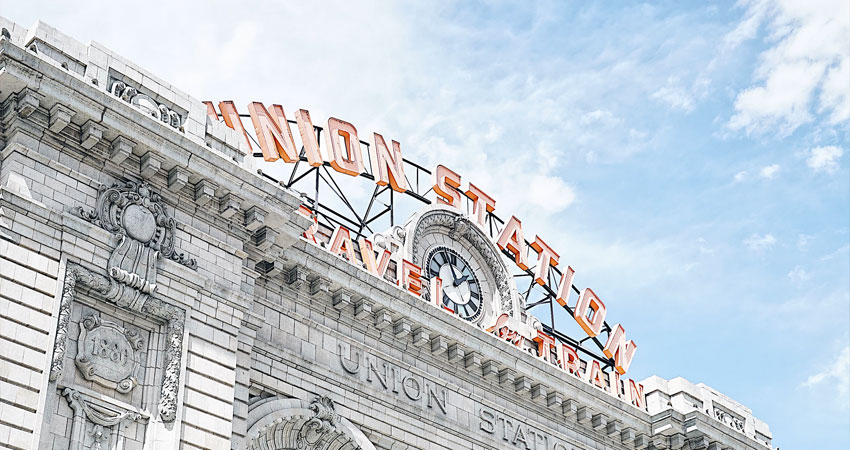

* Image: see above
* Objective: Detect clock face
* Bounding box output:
[426,247,483,321]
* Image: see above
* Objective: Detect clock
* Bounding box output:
[425,247,483,321]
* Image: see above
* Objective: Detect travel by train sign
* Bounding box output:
[204,100,645,409]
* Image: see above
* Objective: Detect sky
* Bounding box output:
[1,0,848,448]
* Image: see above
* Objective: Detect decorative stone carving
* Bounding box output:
[296,396,342,449]
[713,405,745,432]
[75,315,143,394]
[109,80,184,132]
[63,388,143,450]
[73,181,197,310]
[49,263,186,423]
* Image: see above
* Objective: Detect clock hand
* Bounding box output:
[453,274,469,287]
[448,264,460,282]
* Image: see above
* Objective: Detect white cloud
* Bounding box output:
[728,0,850,135]
[744,233,776,252]
[787,265,811,284]
[651,79,695,112]
[797,233,814,250]
[802,345,850,399]
[806,145,844,174]
[734,170,748,182]
[760,164,780,179]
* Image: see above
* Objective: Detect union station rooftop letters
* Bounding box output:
[0,17,773,450]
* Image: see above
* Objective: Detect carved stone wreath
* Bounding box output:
[49,263,185,423]
[410,209,514,316]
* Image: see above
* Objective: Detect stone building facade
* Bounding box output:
[0,18,772,450]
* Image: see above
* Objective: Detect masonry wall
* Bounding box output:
[0,17,771,450]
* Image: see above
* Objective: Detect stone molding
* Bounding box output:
[63,387,145,450]
[49,262,186,422]
[243,396,376,450]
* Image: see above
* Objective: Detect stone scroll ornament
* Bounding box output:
[73,181,197,310]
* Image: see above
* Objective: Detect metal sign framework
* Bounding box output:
[240,114,616,373]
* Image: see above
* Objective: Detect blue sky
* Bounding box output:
[3,1,848,448]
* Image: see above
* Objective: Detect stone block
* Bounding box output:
[430,335,448,355]
[353,300,371,320]
[48,103,74,132]
[547,392,563,409]
[374,310,392,330]
[606,419,621,436]
[194,179,217,206]
[16,88,42,117]
[411,328,430,347]
[252,226,277,252]
[393,319,410,339]
[81,120,105,149]
[109,136,135,164]
[447,343,464,363]
[219,193,242,219]
[244,206,265,232]
[332,290,352,311]
[620,427,635,444]
[591,413,607,431]
[167,167,188,191]
[514,375,531,393]
[576,406,591,424]
[139,151,163,179]
[464,351,481,369]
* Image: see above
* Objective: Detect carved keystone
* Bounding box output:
[447,343,464,363]
[49,103,74,132]
[81,120,105,149]
[245,206,266,232]
[140,152,163,179]
[109,136,135,164]
[430,335,448,355]
[591,413,607,431]
[16,88,42,117]
[167,167,188,192]
[411,327,430,347]
[514,375,531,393]
[219,193,242,219]
[194,180,216,206]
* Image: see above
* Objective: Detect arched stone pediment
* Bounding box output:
[243,396,377,450]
